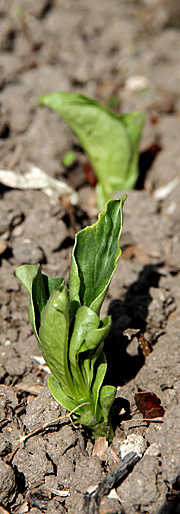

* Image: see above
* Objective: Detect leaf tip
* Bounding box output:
[38,94,46,106]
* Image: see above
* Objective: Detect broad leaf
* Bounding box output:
[90,350,108,415]
[69,306,111,366]
[69,197,126,318]
[16,264,48,347]
[39,286,73,396]
[48,374,78,413]
[15,264,64,351]
[99,385,116,417]
[39,91,144,209]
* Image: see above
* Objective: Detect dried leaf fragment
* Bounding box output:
[0,163,78,205]
[135,391,165,419]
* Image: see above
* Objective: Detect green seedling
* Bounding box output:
[62,150,76,167]
[39,91,144,210]
[16,196,126,440]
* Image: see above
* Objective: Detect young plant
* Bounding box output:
[39,91,144,210]
[16,197,126,440]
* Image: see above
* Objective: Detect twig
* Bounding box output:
[83,452,140,513]
[122,417,164,426]
[8,144,24,170]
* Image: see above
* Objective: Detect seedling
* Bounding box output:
[16,197,126,440]
[39,91,144,210]
[62,150,76,167]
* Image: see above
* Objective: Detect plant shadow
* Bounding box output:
[104,264,161,387]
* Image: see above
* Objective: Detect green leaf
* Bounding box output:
[48,374,78,412]
[99,385,116,417]
[15,264,64,350]
[39,91,144,209]
[90,350,108,415]
[69,306,110,365]
[16,264,48,346]
[94,385,116,440]
[78,382,116,440]
[119,111,144,186]
[69,196,126,318]
[68,305,111,405]
[39,286,74,396]
[78,410,99,429]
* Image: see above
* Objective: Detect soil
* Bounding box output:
[1,1,180,513]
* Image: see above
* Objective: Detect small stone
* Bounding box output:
[125,75,150,92]
[119,434,147,459]
[146,443,161,457]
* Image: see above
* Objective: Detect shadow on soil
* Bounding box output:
[157,477,180,514]
[104,264,161,387]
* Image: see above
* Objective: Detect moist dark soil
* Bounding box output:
[1,1,180,513]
